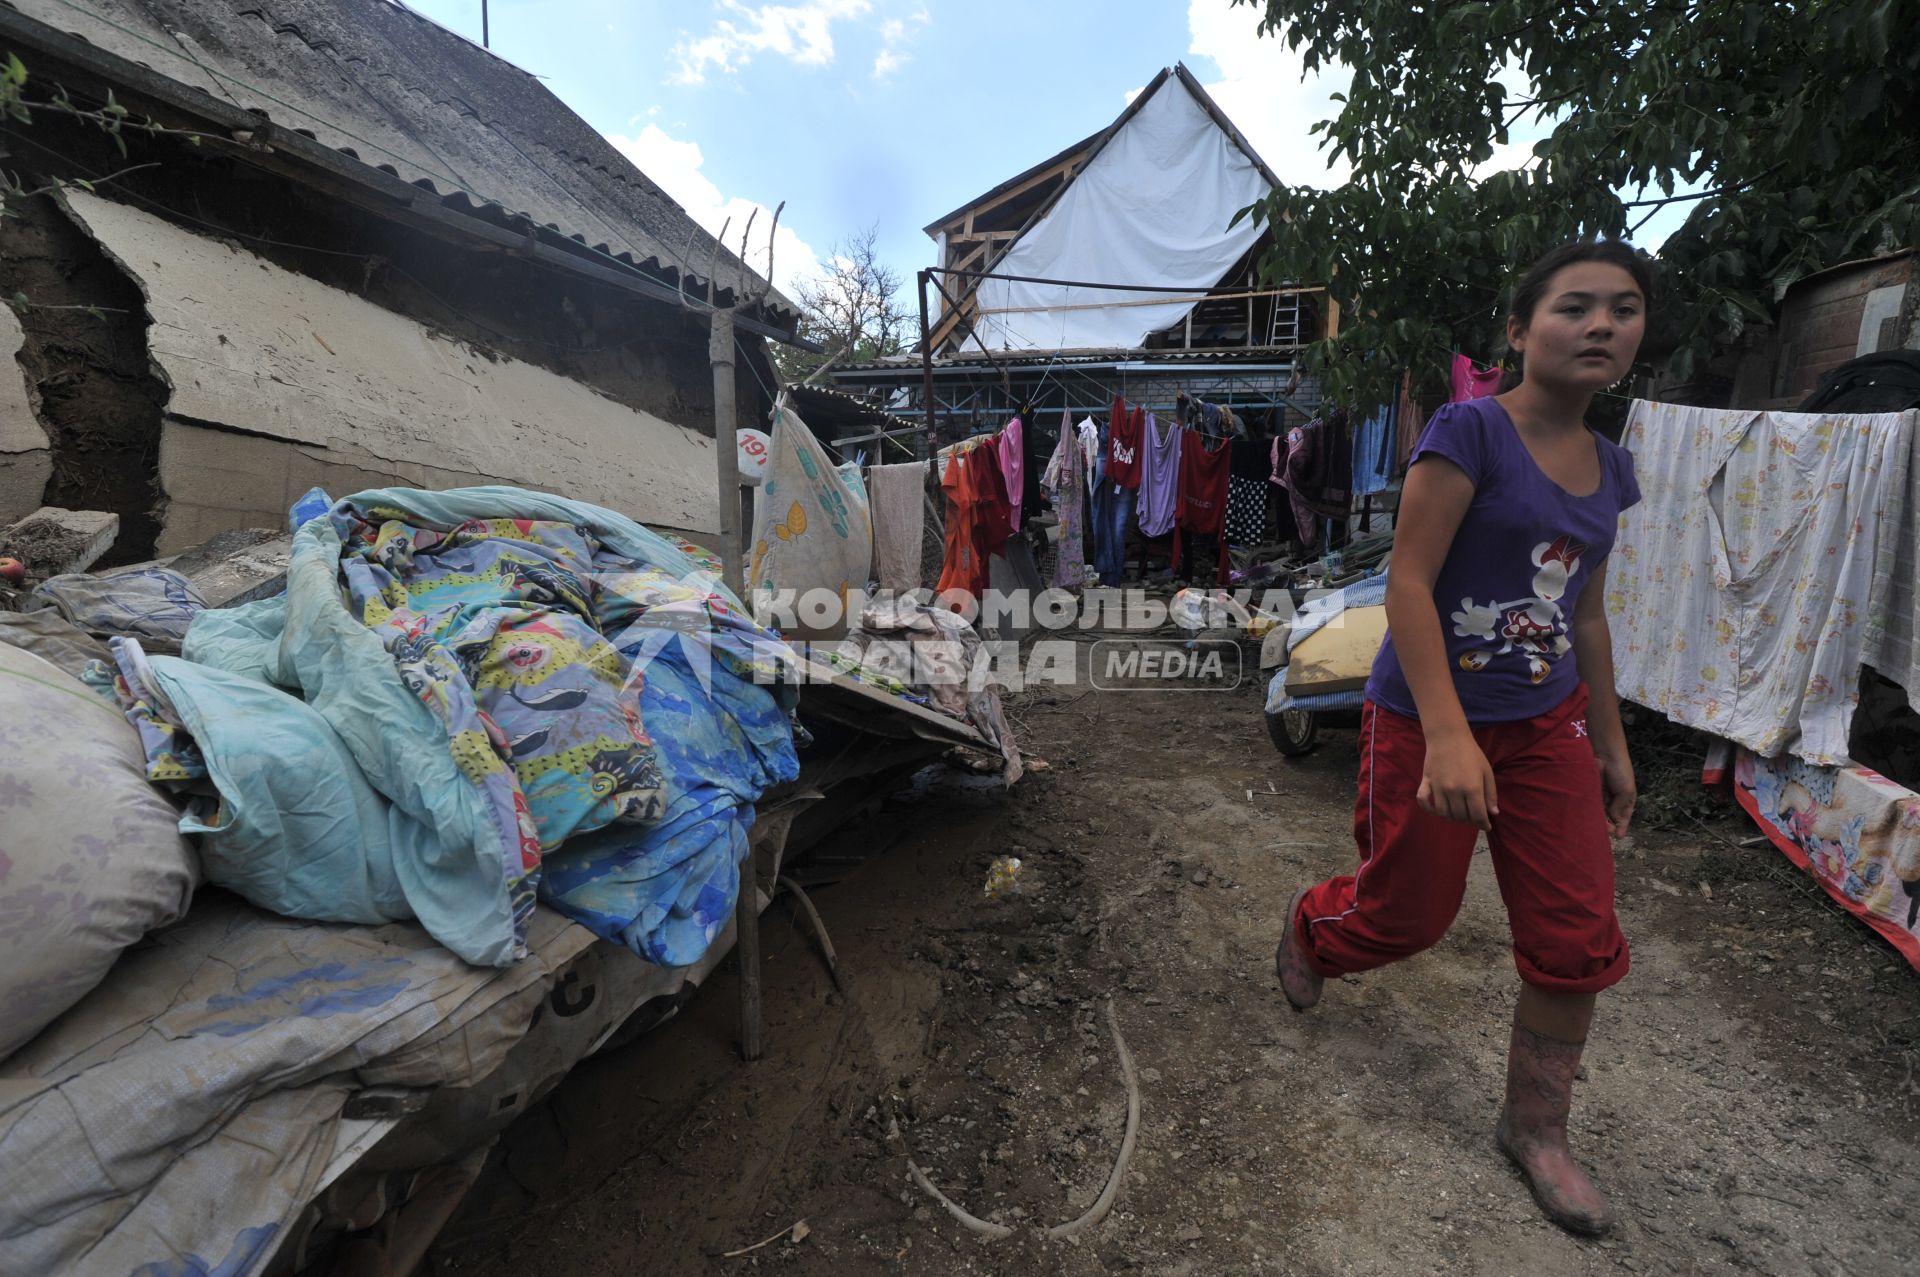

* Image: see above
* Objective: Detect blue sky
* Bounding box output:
[401,0,1687,298]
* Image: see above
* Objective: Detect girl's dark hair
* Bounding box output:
[1497,240,1655,391]
[1507,239,1654,330]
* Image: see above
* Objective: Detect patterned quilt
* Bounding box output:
[163,486,799,967]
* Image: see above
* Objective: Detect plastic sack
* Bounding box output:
[0,643,197,1059]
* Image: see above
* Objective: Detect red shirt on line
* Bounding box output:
[1106,396,1144,490]
[1172,426,1232,583]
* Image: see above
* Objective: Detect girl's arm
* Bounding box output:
[1384,456,1500,830]
[1572,559,1635,836]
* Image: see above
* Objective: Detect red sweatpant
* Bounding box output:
[1294,686,1628,995]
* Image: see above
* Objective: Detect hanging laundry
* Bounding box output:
[1091,398,1143,585]
[1041,407,1086,591]
[1450,353,1503,402]
[1107,396,1145,489]
[1278,411,1353,542]
[1226,478,1265,546]
[1076,417,1101,495]
[1313,408,1354,518]
[996,416,1026,526]
[1227,435,1270,545]
[868,461,929,595]
[1092,475,1136,586]
[937,437,1013,606]
[1394,370,1426,473]
[1173,426,1233,584]
[1608,400,1918,765]
[749,400,874,640]
[1199,400,1225,439]
[1276,418,1316,543]
[1350,400,1395,497]
[1137,409,1184,537]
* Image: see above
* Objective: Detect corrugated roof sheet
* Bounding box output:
[783,382,918,431]
[9,0,795,317]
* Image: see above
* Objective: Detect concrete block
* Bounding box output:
[0,506,120,580]
[167,528,292,608]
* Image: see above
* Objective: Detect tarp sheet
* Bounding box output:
[0,894,599,1277]
[971,75,1271,352]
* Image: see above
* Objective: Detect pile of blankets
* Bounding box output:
[99,486,800,968]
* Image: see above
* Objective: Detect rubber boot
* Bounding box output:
[1495,1023,1617,1236]
[1274,889,1323,1012]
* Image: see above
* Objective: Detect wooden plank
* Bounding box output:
[735,859,762,1061]
[954,155,1079,227]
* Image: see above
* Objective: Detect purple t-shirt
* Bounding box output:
[1366,397,1641,723]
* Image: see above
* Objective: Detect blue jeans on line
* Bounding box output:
[1094,484,1136,586]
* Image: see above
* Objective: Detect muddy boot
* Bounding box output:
[1274,889,1323,1012]
[1495,1023,1616,1236]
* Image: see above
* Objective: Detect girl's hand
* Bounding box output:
[1417,736,1500,831]
[1597,752,1636,838]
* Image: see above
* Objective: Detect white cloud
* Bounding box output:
[672,0,872,85]
[1182,0,1351,189]
[872,7,929,80]
[606,126,824,296]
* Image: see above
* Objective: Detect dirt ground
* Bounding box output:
[430,652,1920,1276]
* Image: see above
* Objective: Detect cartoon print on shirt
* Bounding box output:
[1449,534,1589,684]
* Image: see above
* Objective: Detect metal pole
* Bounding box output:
[709,308,745,598]
[481,0,489,47]
[918,269,937,457]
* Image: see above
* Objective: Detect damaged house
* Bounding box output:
[0,0,804,558]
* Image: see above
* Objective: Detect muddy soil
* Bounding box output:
[431,664,1920,1276]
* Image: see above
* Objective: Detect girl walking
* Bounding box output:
[1274,241,1651,1235]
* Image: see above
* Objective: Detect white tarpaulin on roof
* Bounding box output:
[970,76,1272,352]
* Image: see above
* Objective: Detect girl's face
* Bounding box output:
[1507,262,1646,394]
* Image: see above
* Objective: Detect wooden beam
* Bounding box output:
[946,155,1079,230]
[949,242,991,273]
[947,229,1022,244]
[936,242,992,325]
